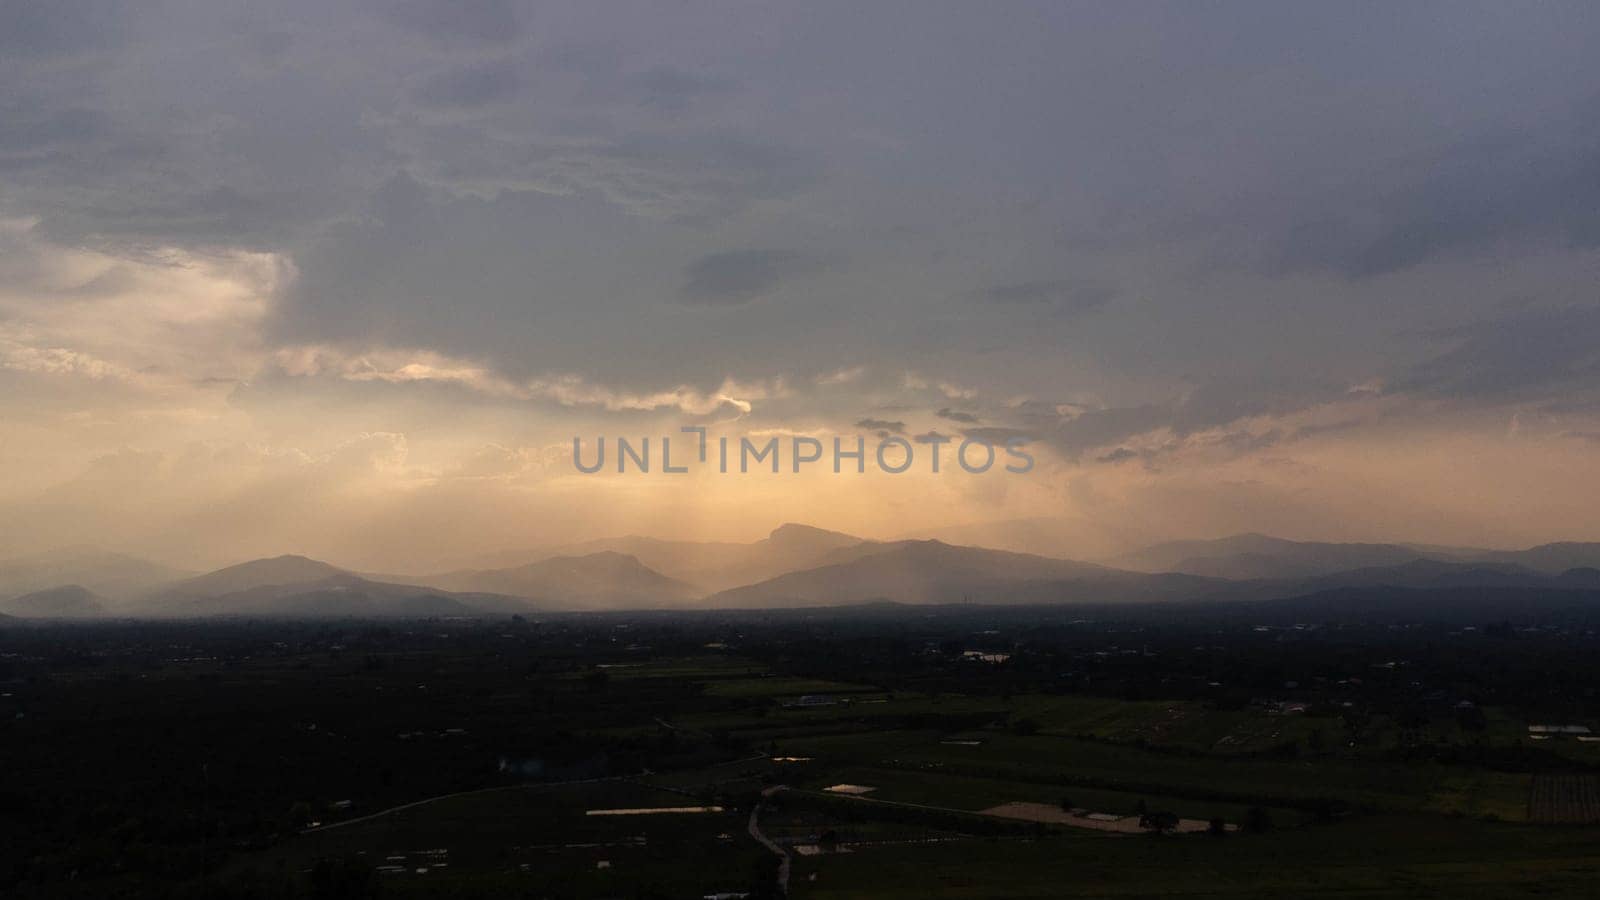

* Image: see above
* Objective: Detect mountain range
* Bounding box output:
[2,527,1599,620]
[387,551,697,610]
[551,522,868,592]
[1112,532,1600,579]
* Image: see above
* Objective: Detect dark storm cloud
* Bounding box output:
[374,0,523,47]
[678,250,827,307]
[1400,305,1600,400]
[71,185,272,239]
[411,59,522,108]
[972,279,1117,314]
[581,134,817,221]
[403,130,818,222]
[2,0,1599,434]
[962,427,1034,445]
[625,65,737,113]
[1266,117,1600,278]
[0,105,110,156]
[0,0,128,58]
[1033,377,1342,461]
[1096,447,1139,464]
[855,418,905,434]
[274,173,574,350]
[1050,405,1168,458]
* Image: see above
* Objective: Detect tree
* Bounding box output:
[1245,806,1273,833]
[307,856,379,899]
[286,801,313,830]
[1139,810,1180,834]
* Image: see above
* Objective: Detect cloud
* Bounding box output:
[374,0,523,47]
[1264,113,1600,278]
[678,249,827,307]
[0,221,284,388]
[962,426,1034,445]
[1400,305,1600,401]
[0,0,129,59]
[411,59,522,109]
[936,407,980,424]
[815,366,865,386]
[624,65,737,113]
[971,279,1117,313]
[855,417,905,434]
[270,342,786,416]
[0,341,135,381]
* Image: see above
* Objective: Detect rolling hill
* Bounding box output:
[138,555,531,618]
[152,573,494,618]
[557,523,869,592]
[12,527,1600,617]
[1,584,107,619]
[156,555,350,601]
[705,540,1222,608]
[1111,534,1429,579]
[704,538,1600,612]
[1113,533,1600,583]
[0,547,191,603]
[409,551,696,609]
[1467,542,1600,574]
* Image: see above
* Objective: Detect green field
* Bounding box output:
[789,816,1600,898]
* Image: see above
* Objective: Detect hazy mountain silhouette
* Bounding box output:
[1554,567,1600,588]
[0,547,191,603]
[890,516,1118,560]
[411,551,695,609]
[138,555,533,617]
[558,523,869,591]
[1,584,107,619]
[1265,558,1546,592]
[706,540,1221,607]
[1240,585,1600,624]
[157,554,350,601]
[155,574,484,618]
[1114,534,1600,582]
[1112,534,1428,579]
[705,537,1600,611]
[12,528,1600,617]
[1467,543,1600,574]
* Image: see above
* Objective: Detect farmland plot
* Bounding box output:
[1528,774,1600,824]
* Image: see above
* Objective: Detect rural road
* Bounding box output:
[749,786,791,896]
[302,752,770,834]
[299,772,643,834]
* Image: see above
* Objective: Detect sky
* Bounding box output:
[2,0,1599,571]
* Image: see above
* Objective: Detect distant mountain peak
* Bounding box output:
[2,584,107,619]
[210,554,346,575]
[767,523,861,545]
[161,554,350,601]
